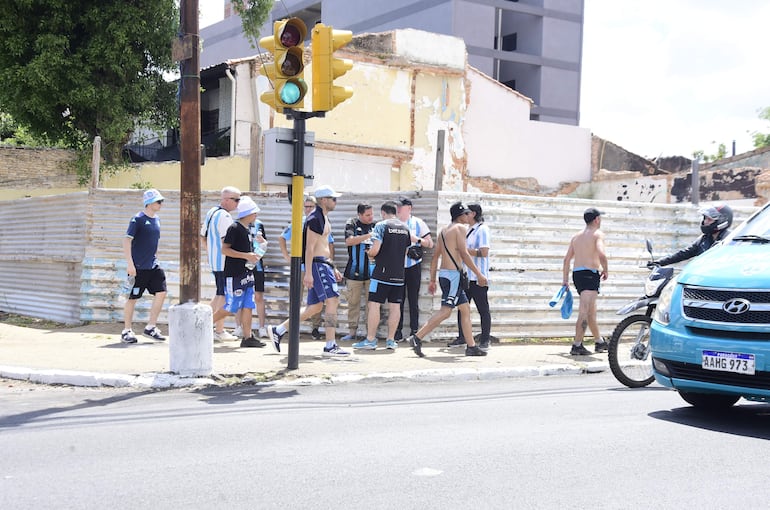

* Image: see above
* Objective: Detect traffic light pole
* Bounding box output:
[285,109,325,370]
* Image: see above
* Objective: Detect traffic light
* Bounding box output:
[258,17,308,111]
[311,23,354,112]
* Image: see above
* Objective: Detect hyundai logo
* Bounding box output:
[723,298,751,314]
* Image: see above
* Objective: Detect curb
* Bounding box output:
[1,362,609,389]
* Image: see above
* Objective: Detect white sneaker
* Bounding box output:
[214,330,237,341]
[258,327,269,338]
[233,325,243,338]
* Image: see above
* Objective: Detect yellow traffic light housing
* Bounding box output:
[259,17,308,111]
[311,24,354,112]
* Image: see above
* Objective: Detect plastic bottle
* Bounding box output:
[122,275,135,295]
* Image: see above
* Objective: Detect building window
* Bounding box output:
[502,33,517,52]
[503,79,516,91]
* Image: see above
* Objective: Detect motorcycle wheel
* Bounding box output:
[608,314,655,388]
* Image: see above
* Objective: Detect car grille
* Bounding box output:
[682,286,770,326]
[665,359,770,390]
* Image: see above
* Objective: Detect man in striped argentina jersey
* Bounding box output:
[450,202,492,351]
[200,186,241,341]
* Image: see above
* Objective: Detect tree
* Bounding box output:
[232,0,275,49]
[752,107,770,149]
[0,1,178,162]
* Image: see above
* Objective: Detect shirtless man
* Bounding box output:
[270,185,349,357]
[409,202,488,358]
[562,207,609,355]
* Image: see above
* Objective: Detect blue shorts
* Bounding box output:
[438,269,468,308]
[224,273,256,313]
[368,279,404,304]
[307,261,339,305]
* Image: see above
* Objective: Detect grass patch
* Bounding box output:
[0,311,67,330]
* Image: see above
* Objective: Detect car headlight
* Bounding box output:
[653,278,677,325]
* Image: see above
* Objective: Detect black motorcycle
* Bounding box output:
[608,240,674,388]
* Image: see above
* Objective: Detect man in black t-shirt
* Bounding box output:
[212,196,265,348]
[352,201,411,351]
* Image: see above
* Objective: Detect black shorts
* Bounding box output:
[213,271,227,296]
[129,267,167,300]
[573,269,600,295]
[253,270,265,293]
[368,280,404,304]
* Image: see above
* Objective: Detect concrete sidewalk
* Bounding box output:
[0,321,609,388]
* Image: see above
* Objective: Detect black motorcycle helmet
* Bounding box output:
[699,203,733,235]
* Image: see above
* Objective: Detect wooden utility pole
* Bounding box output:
[178,0,201,303]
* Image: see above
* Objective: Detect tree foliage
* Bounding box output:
[752,107,770,149]
[232,0,275,49]
[0,0,179,161]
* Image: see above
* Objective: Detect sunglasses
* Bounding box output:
[156,200,164,204]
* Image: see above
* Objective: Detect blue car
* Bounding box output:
[650,202,770,409]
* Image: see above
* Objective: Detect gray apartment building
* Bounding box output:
[202,0,584,126]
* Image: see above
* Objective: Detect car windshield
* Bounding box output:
[726,203,770,241]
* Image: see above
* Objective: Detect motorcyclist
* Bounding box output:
[648,203,733,268]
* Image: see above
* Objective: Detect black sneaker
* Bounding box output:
[447,337,466,348]
[465,345,488,356]
[394,330,404,342]
[240,336,266,348]
[570,344,592,356]
[143,326,166,341]
[478,340,490,352]
[594,341,610,353]
[270,326,284,352]
[311,327,321,340]
[409,335,425,358]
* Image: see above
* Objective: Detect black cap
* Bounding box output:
[397,196,412,207]
[584,207,604,223]
[450,202,470,220]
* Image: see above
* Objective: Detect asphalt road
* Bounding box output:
[2,374,770,509]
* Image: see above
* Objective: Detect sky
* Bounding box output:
[581,0,770,159]
[200,0,770,159]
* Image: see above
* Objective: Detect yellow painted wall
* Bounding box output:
[275,62,415,151]
[99,155,251,191]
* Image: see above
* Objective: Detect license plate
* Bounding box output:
[702,350,755,375]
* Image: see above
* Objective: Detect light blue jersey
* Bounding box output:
[465,222,490,280]
[404,215,430,268]
[201,206,234,272]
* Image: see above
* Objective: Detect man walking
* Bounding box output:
[562,207,609,355]
[342,203,375,341]
[200,186,241,341]
[352,201,411,350]
[278,195,333,339]
[211,196,266,348]
[395,196,433,341]
[409,202,487,357]
[121,189,168,344]
[450,202,492,351]
[270,185,349,356]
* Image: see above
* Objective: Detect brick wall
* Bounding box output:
[0,146,79,188]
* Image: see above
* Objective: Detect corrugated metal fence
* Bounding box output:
[0,188,755,341]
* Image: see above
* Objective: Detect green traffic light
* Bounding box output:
[279,82,301,105]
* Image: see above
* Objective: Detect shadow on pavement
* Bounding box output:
[649,403,770,440]
[0,390,156,429]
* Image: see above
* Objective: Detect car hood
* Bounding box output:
[678,242,770,288]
